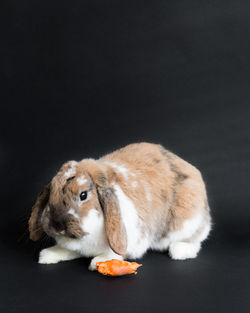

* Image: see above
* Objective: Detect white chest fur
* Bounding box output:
[56,209,109,257]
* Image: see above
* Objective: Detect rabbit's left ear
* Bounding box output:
[97,186,127,256]
[29,183,50,241]
[86,161,127,255]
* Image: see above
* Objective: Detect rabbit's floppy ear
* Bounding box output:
[88,164,127,256]
[29,183,50,241]
[97,187,127,256]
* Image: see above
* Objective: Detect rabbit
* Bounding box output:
[29,142,211,270]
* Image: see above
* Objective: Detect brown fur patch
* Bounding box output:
[171,164,188,184]
[95,171,108,187]
[160,189,167,202]
[153,158,160,164]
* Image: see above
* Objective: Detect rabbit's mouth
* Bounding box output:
[41,206,87,239]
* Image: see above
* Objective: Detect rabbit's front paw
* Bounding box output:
[38,245,80,264]
[39,248,61,264]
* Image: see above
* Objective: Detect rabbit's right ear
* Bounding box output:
[29,183,50,241]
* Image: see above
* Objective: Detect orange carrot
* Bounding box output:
[96,259,142,276]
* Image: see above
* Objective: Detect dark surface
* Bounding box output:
[1,1,250,312]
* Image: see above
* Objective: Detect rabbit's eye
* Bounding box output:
[80,191,88,201]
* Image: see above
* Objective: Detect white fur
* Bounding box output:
[146,192,152,202]
[113,183,149,258]
[132,181,138,188]
[168,213,202,243]
[39,245,81,264]
[105,162,128,179]
[64,168,76,178]
[169,242,201,260]
[68,208,79,219]
[150,237,170,251]
[77,176,87,185]
[142,181,152,202]
[197,222,211,243]
[81,209,101,234]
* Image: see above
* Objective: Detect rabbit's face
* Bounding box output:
[29,159,127,256]
[41,167,102,239]
[29,160,105,241]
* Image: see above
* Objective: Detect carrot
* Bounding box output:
[96,259,142,276]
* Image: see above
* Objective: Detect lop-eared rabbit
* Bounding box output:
[29,142,211,270]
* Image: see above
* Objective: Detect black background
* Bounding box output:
[1,1,250,312]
